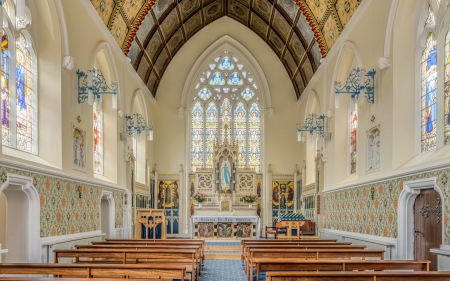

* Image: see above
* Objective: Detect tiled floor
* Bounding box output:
[199,260,247,281]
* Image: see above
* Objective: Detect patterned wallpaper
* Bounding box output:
[324,168,450,244]
[0,166,124,238]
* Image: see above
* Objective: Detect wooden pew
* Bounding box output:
[252,259,430,281]
[0,263,188,280]
[265,271,450,281]
[247,248,385,276]
[54,248,198,281]
[75,244,203,267]
[0,278,177,281]
[243,245,366,270]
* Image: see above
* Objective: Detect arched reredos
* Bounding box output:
[329,41,363,109]
[90,41,121,109]
[180,35,271,111]
[130,89,149,121]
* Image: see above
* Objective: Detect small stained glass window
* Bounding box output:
[445,30,450,145]
[350,103,357,174]
[93,99,103,175]
[218,56,234,70]
[16,33,34,153]
[228,72,243,85]
[241,88,254,101]
[198,88,212,100]
[191,101,204,168]
[210,72,225,85]
[421,33,437,152]
[1,30,10,146]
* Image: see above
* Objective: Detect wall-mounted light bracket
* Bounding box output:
[125,113,154,141]
[334,68,376,105]
[77,69,118,108]
[297,114,326,142]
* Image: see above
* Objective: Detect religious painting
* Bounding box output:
[157,180,179,208]
[272,181,294,209]
[236,222,252,238]
[366,125,380,173]
[72,124,86,172]
[190,199,195,216]
[217,223,233,238]
[197,222,214,238]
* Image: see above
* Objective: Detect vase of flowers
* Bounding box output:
[242,194,259,207]
[193,192,206,208]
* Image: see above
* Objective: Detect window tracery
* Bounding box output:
[191,52,261,171]
[350,103,357,174]
[1,30,10,146]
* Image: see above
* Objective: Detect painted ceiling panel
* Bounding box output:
[90,0,363,98]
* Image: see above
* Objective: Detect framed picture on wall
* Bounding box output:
[72,123,87,173]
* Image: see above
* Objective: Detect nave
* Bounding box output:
[0,238,450,281]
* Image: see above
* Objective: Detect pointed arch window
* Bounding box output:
[421,33,437,152]
[190,52,261,171]
[350,103,357,174]
[445,30,450,145]
[93,99,103,175]
[1,30,10,146]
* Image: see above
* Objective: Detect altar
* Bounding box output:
[191,215,260,239]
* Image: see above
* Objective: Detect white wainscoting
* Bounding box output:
[431,246,450,271]
[319,229,397,260]
[40,231,105,263]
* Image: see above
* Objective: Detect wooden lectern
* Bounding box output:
[135,209,167,240]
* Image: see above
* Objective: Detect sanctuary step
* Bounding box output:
[204,242,242,260]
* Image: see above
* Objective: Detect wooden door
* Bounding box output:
[414,189,442,270]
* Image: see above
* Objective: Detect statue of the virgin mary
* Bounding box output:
[220,156,232,191]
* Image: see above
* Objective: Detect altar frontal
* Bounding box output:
[191,216,260,239]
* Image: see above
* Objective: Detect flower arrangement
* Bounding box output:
[242,194,260,203]
[192,192,206,203]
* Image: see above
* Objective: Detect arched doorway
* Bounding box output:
[100,190,115,239]
[0,174,40,262]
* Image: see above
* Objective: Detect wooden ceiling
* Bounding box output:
[90,0,362,98]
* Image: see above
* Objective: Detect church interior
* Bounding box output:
[0,0,450,280]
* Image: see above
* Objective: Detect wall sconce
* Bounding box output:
[334,68,376,107]
[297,114,330,142]
[125,113,153,141]
[77,69,118,108]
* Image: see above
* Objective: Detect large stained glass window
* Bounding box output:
[1,30,10,146]
[93,99,103,175]
[191,101,203,168]
[444,29,450,145]
[248,102,260,170]
[421,33,437,152]
[350,103,357,174]
[205,102,218,168]
[16,33,34,152]
[234,102,246,168]
[190,52,261,171]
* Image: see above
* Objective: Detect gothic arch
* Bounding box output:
[100,190,115,239]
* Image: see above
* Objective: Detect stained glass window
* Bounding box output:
[220,98,232,144]
[234,102,246,168]
[426,6,435,26]
[210,72,225,85]
[16,33,33,152]
[205,102,218,168]
[198,88,211,100]
[350,103,357,174]
[191,101,203,168]
[249,102,260,172]
[93,99,103,175]
[421,33,437,152]
[445,30,450,145]
[218,56,234,70]
[228,72,243,85]
[191,52,261,171]
[1,30,10,146]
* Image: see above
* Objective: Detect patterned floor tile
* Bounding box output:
[199,260,247,281]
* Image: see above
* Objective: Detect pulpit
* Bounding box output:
[135,209,166,239]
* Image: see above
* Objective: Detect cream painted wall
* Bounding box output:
[154,17,301,179]
[0,193,6,253]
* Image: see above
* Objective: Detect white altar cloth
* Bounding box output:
[191,215,260,238]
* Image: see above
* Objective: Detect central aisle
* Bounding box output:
[199,260,247,281]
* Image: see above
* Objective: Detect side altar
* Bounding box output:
[188,134,262,238]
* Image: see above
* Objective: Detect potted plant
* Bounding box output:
[242,194,260,208]
[193,192,206,207]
